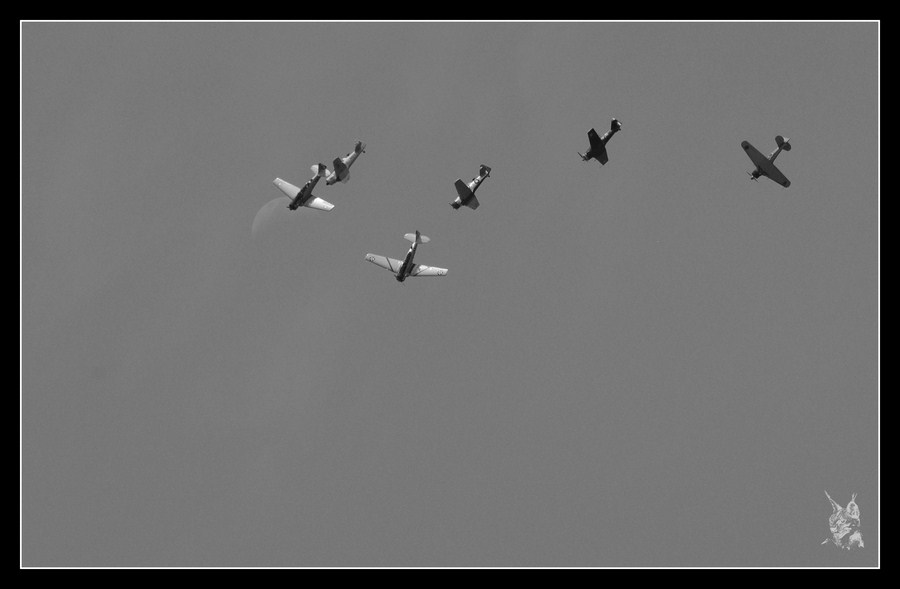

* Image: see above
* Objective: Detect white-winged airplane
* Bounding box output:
[365,231,448,283]
[578,118,622,165]
[450,164,492,210]
[272,164,334,211]
[741,135,792,187]
[322,140,366,186]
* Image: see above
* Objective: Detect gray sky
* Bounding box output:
[22,22,878,567]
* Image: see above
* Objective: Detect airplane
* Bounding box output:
[578,118,622,165]
[451,164,492,210]
[322,140,366,186]
[272,165,334,211]
[365,231,448,283]
[741,135,792,187]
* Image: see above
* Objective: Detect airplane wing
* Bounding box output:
[365,254,403,274]
[762,163,791,187]
[410,264,448,277]
[741,141,769,169]
[273,177,301,198]
[466,195,481,210]
[588,128,602,150]
[454,179,472,200]
[305,197,334,211]
[595,146,609,165]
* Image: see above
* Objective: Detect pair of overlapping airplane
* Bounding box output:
[271,119,791,283]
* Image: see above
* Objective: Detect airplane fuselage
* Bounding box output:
[395,242,418,282]
[767,143,787,163]
[460,175,486,205]
[288,175,321,210]
[598,127,618,146]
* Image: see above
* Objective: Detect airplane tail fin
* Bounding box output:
[311,163,328,177]
[611,118,622,131]
[404,231,430,244]
[775,135,791,151]
[354,140,366,154]
[479,164,492,178]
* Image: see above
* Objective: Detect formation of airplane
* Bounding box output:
[263,121,793,283]
[451,164,492,210]
[741,135,792,187]
[365,231,448,282]
[578,118,622,166]
[269,139,367,213]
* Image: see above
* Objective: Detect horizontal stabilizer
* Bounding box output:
[273,178,301,198]
[404,232,430,244]
[776,135,792,151]
[305,197,334,211]
[310,163,328,177]
[479,164,492,177]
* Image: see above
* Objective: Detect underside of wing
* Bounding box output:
[466,195,480,210]
[454,179,472,200]
[762,163,790,187]
[365,254,402,274]
[741,141,769,169]
[273,178,301,198]
[595,146,609,165]
[410,264,448,277]
[305,197,334,211]
[588,128,601,150]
